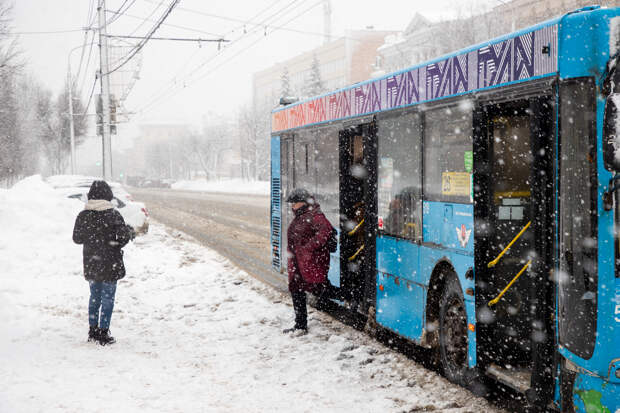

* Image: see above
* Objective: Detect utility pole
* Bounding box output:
[98,0,113,181]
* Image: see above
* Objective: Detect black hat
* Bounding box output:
[286,188,312,203]
[87,180,113,201]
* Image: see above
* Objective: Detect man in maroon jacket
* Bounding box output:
[284,188,334,334]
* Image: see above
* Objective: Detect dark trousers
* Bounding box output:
[291,291,308,329]
[290,280,342,329]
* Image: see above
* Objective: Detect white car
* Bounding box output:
[48,175,149,234]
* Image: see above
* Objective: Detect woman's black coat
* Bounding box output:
[73,208,132,282]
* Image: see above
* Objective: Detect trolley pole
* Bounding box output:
[97,0,113,181]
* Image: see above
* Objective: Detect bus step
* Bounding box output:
[485,363,531,393]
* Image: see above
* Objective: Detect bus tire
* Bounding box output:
[439,272,468,385]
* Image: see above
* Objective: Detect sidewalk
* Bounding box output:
[0,176,502,413]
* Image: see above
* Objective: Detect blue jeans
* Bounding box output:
[88,281,117,329]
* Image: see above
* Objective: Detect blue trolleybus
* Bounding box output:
[270,6,620,412]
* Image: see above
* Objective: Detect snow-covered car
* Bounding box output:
[47,175,149,234]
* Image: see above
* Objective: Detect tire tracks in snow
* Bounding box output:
[129,189,286,292]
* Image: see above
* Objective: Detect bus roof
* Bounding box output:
[271,7,606,133]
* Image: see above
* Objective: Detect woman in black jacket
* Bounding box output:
[73,180,134,345]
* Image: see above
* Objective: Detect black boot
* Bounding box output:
[98,328,116,346]
[282,326,308,335]
[283,291,308,334]
[88,326,99,342]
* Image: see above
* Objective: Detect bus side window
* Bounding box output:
[424,105,473,204]
[377,112,422,241]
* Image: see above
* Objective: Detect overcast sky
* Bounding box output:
[12,0,498,132]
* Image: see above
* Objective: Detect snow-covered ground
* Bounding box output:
[172,178,269,195]
[0,176,503,413]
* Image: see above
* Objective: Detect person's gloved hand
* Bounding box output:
[128,225,137,241]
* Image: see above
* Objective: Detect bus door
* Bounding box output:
[475,96,554,401]
[339,122,377,308]
[280,136,295,273]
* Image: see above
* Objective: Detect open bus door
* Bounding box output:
[338,121,377,311]
[474,95,555,406]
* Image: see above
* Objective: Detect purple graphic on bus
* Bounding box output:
[273,25,557,132]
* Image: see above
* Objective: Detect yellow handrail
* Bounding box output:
[348,244,365,261]
[487,221,531,268]
[348,219,365,236]
[488,260,531,306]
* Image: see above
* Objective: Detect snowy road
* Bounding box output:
[128,188,283,290]
[0,178,507,412]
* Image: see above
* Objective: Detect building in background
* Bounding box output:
[127,123,192,180]
[122,120,242,182]
[375,0,620,75]
[494,0,620,31]
[252,29,395,111]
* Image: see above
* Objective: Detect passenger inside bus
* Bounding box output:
[384,187,420,239]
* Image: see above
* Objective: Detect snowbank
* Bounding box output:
[0,176,502,413]
[172,178,269,195]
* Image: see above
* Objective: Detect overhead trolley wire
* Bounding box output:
[105,0,181,76]
[106,34,228,42]
[133,0,305,113]
[72,31,90,93]
[87,0,97,28]
[5,28,87,35]
[119,11,224,37]
[78,30,97,99]
[82,77,98,116]
[127,0,165,37]
[144,0,360,41]
[106,0,139,25]
[135,0,322,115]
[224,0,286,36]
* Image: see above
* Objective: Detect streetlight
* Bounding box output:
[67,40,94,175]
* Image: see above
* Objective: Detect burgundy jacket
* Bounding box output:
[287,203,333,291]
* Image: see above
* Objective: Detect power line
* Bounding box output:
[106,0,180,75]
[174,0,305,86]
[143,0,340,40]
[87,0,97,28]
[128,0,165,37]
[105,34,229,43]
[78,30,97,98]
[119,11,224,37]
[72,31,91,92]
[143,0,355,41]
[136,1,322,115]
[83,77,98,115]
[136,0,304,107]
[4,28,87,35]
[130,0,293,109]
[106,0,139,25]
[224,0,284,36]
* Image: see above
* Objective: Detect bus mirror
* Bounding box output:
[603,94,620,171]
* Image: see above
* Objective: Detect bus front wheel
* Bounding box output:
[439,273,468,385]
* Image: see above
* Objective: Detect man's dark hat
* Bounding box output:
[88,180,114,201]
[286,188,312,203]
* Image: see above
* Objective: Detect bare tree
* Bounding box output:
[239,103,269,181]
[0,0,25,184]
[0,1,21,73]
[35,80,88,175]
[0,71,21,182]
